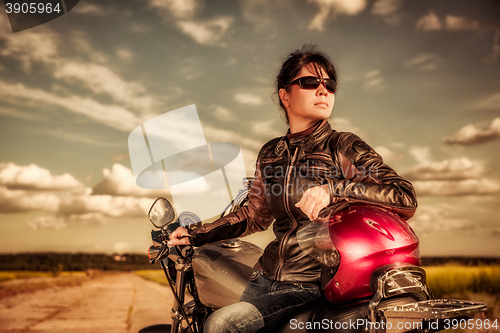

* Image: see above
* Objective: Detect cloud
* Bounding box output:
[413,178,500,196]
[0,163,83,190]
[239,0,284,35]
[116,49,133,62]
[176,17,233,45]
[364,70,386,91]
[371,0,403,25]
[128,23,151,33]
[0,186,61,213]
[74,2,116,16]
[66,30,108,63]
[176,57,205,81]
[331,117,362,134]
[147,0,199,20]
[409,203,474,236]
[409,146,432,164]
[415,11,442,31]
[483,29,500,64]
[445,15,481,31]
[111,154,130,161]
[146,0,232,46]
[0,105,41,121]
[478,91,500,109]
[92,163,169,198]
[250,120,283,138]
[212,106,235,122]
[40,129,121,148]
[403,149,500,196]
[0,81,141,131]
[202,124,263,150]
[53,62,154,111]
[57,194,151,217]
[416,11,482,32]
[403,157,485,181]
[0,22,59,72]
[308,0,367,31]
[0,22,159,131]
[0,162,84,214]
[234,93,263,105]
[374,146,399,164]
[443,118,500,146]
[26,192,154,230]
[0,22,107,66]
[164,170,210,195]
[404,53,442,71]
[0,163,154,228]
[27,213,108,230]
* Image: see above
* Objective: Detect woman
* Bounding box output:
[169,45,417,333]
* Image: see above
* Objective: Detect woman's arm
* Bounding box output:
[325,132,417,219]
[169,168,274,247]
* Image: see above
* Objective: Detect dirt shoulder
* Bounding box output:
[0,272,173,333]
[0,271,105,299]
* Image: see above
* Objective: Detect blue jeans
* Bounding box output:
[204,271,321,333]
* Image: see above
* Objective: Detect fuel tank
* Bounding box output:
[324,205,420,303]
[192,240,263,309]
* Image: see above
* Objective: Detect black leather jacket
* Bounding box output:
[190,120,417,283]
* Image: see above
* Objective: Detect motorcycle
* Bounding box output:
[139,177,486,333]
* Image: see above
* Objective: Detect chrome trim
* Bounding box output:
[379,299,487,319]
[222,239,242,248]
[368,265,433,333]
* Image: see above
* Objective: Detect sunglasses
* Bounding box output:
[285,76,337,94]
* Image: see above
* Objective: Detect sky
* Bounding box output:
[0,0,499,257]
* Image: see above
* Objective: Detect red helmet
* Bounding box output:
[324,205,420,302]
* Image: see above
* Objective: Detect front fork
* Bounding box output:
[170,257,192,333]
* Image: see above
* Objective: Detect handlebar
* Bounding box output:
[177,245,194,257]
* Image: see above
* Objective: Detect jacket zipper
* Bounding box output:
[275,147,299,281]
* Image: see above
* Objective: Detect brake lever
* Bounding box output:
[152,243,171,264]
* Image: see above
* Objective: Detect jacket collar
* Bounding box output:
[273,120,333,156]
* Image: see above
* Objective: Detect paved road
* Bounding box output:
[0,273,174,333]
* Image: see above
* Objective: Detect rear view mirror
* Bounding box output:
[148,197,175,229]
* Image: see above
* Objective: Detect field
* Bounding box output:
[1,264,498,332]
[424,265,500,333]
[135,269,170,285]
[425,265,500,297]
[0,270,55,282]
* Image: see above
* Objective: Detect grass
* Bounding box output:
[135,269,170,285]
[0,270,87,282]
[424,265,500,332]
[425,265,500,297]
[0,271,55,282]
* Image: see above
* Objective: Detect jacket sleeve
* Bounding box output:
[325,132,417,220]
[189,162,274,247]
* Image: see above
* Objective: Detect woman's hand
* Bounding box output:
[295,184,330,220]
[168,227,191,246]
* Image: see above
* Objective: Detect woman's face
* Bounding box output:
[279,64,335,129]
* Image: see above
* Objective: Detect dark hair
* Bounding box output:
[275,44,337,123]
